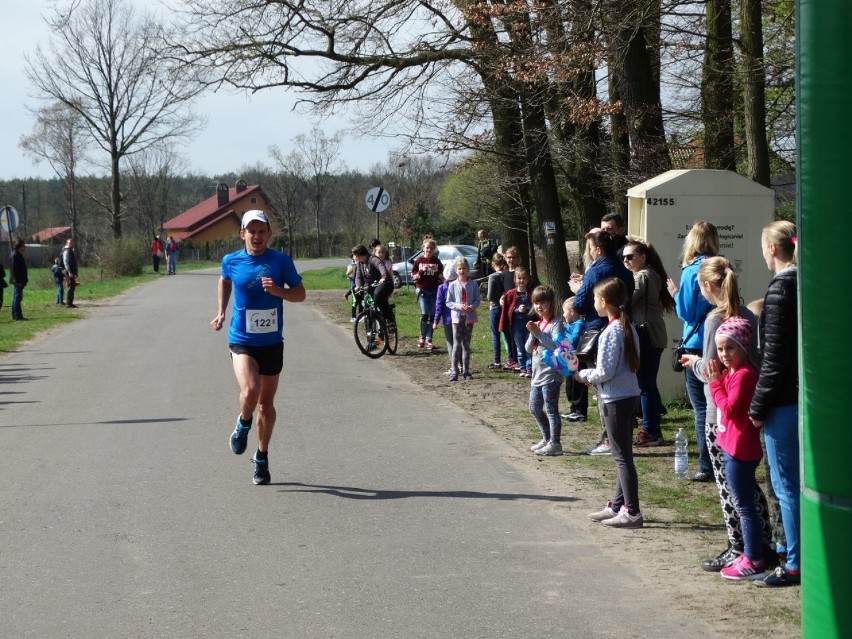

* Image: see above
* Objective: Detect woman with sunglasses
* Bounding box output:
[622,241,674,447]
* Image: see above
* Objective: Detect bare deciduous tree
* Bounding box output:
[19,102,89,240]
[26,0,204,238]
[291,127,344,257]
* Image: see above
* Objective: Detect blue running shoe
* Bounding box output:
[252,454,271,485]
[230,416,251,455]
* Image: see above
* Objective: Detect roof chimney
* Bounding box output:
[235,179,247,194]
[217,183,229,207]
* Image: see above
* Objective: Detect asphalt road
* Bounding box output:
[0,268,720,638]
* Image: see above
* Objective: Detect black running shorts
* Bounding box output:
[229,342,284,376]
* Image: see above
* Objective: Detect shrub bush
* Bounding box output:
[98,236,148,277]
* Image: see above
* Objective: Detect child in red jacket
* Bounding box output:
[706,316,765,582]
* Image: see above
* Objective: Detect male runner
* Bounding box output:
[211,210,306,484]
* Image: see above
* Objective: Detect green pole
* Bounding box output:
[799,1,852,636]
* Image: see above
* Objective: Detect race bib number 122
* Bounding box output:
[246,308,278,334]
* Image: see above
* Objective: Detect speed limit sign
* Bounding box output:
[0,205,19,233]
[365,187,391,213]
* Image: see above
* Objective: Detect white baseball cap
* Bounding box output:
[241,210,270,229]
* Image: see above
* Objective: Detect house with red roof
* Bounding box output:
[163,180,274,245]
[30,226,72,244]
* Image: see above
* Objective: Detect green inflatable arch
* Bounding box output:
[799,1,852,636]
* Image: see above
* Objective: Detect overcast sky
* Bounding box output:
[0,1,400,183]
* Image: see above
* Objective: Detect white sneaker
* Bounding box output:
[349,317,357,323]
[588,502,618,522]
[535,441,563,456]
[587,441,612,456]
[601,506,644,528]
[530,438,548,451]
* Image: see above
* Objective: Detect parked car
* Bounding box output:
[391,244,482,288]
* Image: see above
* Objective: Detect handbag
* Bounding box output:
[634,286,651,351]
[575,328,601,365]
[672,313,707,372]
[636,322,652,351]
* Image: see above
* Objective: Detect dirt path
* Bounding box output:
[305,290,801,638]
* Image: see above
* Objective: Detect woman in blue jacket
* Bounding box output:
[666,221,718,481]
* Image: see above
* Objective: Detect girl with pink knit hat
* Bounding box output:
[705,316,764,581]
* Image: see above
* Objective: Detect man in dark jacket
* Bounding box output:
[62,238,79,308]
[568,230,634,450]
[10,239,28,320]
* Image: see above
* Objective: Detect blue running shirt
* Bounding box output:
[222,248,303,346]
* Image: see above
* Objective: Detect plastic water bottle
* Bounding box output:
[674,428,689,479]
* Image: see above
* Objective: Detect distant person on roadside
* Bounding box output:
[411,237,444,351]
[62,238,79,308]
[52,258,65,305]
[433,262,457,375]
[623,240,674,447]
[667,221,719,482]
[151,235,164,274]
[445,258,480,381]
[10,239,28,321]
[749,221,800,588]
[600,212,628,257]
[580,278,643,528]
[485,253,507,369]
[526,285,566,456]
[374,243,394,275]
[166,235,178,275]
[344,254,360,323]
[498,246,521,370]
[560,297,586,422]
[500,266,534,378]
[475,228,496,275]
[210,210,305,486]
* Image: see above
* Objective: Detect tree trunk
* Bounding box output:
[740,0,771,186]
[608,62,631,217]
[605,0,671,180]
[110,153,122,238]
[542,0,611,240]
[518,88,572,301]
[701,0,736,171]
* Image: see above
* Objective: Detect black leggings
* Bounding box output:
[373,281,395,323]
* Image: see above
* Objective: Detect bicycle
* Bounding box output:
[353,286,398,358]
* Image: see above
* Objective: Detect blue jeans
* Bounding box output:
[512,318,529,370]
[529,380,562,443]
[684,366,711,475]
[763,404,800,571]
[724,453,763,562]
[11,284,24,319]
[636,347,663,437]
[167,253,177,274]
[55,280,65,303]
[417,289,437,340]
[489,307,502,364]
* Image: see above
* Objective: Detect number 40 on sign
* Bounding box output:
[365,187,391,213]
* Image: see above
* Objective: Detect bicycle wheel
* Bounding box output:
[354,310,388,358]
[385,319,398,354]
